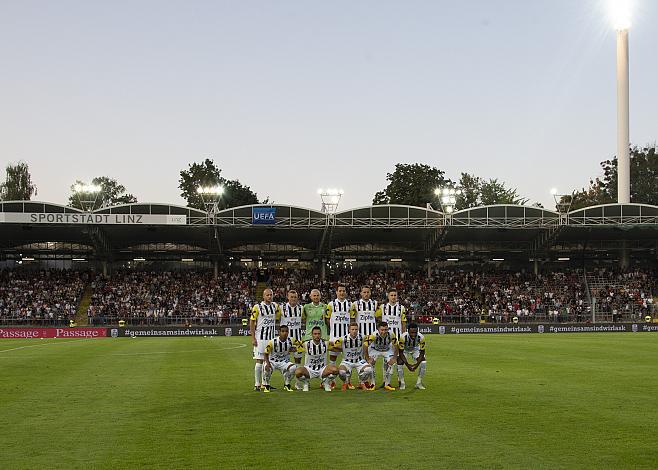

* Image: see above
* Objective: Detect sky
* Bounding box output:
[1,0,656,211]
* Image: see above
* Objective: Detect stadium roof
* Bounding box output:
[1,201,656,263]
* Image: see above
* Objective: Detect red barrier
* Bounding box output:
[0,328,108,339]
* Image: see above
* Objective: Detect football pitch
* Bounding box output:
[1,334,657,469]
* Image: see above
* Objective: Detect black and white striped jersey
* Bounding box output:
[280,303,303,341]
[353,299,378,336]
[326,298,351,339]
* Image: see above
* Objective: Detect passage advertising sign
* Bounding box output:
[0,328,108,339]
[252,207,276,225]
[0,213,187,225]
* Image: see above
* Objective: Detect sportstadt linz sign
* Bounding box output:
[0,213,187,225]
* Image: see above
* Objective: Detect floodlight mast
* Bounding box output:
[434,186,462,222]
[551,188,574,215]
[318,188,344,213]
[72,183,102,212]
[610,0,632,203]
[196,185,224,223]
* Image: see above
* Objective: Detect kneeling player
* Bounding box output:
[331,322,374,391]
[295,326,339,392]
[263,325,299,392]
[397,323,427,390]
[364,321,399,391]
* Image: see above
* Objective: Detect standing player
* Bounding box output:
[363,321,399,391]
[352,286,378,337]
[302,289,327,340]
[281,290,303,359]
[376,288,407,338]
[295,326,340,392]
[262,325,299,392]
[332,322,374,391]
[249,288,281,392]
[397,323,427,390]
[326,284,351,368]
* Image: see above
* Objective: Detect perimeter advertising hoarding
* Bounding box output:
[2,324,655,339]
[0,328,108,339]
[107,323,657,337]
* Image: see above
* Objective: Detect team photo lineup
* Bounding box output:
[251,286,426,392]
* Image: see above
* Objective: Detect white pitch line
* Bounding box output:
[110,343,247,356]
[0,339,90,354]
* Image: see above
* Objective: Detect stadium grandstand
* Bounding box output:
[1,200,656,326]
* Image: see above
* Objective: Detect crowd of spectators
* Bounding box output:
[588,268,656,321]
[0,267,655,326]
[87,270,256,325]
[266,268,599,323]
[0,270,86,325]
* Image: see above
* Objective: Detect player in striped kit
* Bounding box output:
[397,323,427,390]
[280,290,303,353]
[331,322,375,391]
[376,288,407,339]
[351,286,378,337]
[249,288,281,392]
[325,284,351,370]
[262,325,299,392]
[295,326,339,392]
[364,321,399,391]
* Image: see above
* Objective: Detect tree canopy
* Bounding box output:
[68,176,137,210]
[372,164,527,210]
[179,158,264,210]
[0,162,37,201]
[566,146,657,210]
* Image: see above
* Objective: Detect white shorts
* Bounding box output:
[402,350,422,362]
[340,359,369,373]
[252,340,269,360]
[269,361,296,374]
[307,366,327,380]
[368,347,394,363]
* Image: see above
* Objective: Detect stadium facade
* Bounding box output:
[1,200,657,274]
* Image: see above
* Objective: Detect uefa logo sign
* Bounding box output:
[439,326,445,335]
[538,325,545,334]
[110,328,119,338]
[224,328,233,336]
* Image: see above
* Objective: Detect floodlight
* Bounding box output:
[609,0,632,30]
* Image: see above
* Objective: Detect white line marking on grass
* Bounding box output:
[0,339,90,354]
[110,343,247,356]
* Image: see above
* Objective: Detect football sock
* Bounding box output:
[383,364,392,385]
[397,365,405,382]
[262,366,272,386]
[254,363,263,387]
[418,361,426,378]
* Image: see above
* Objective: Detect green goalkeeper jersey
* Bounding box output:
[302,302,328,340]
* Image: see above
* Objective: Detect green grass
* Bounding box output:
[1,334,657,469]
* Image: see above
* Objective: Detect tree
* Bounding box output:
[455,172,527,210]
[68,176,137,210]
[372,163,453,207]
[567,145,657,210]
[0,162,37,201]
[179,158,262,211]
